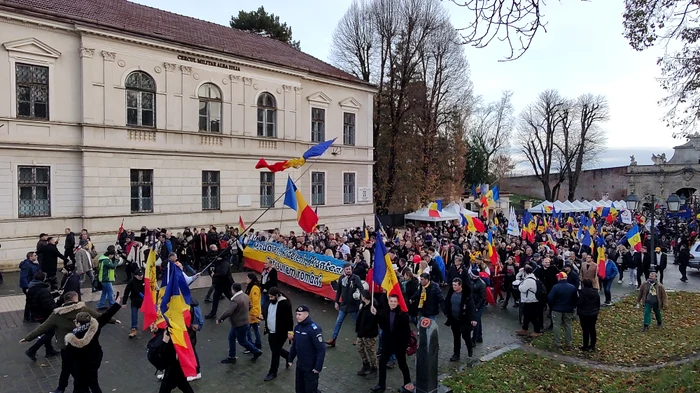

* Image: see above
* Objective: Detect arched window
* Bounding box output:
[257,93,276,137]
[198,83,222,133]
[125,71,156,127]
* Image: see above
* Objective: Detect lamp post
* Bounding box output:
[625,193,680,269]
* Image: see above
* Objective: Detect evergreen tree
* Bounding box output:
[230,6,301,50]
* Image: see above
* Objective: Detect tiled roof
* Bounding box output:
[0,0,370,86]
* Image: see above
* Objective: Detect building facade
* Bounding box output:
[0,0,375,269]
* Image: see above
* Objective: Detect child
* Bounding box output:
[122,268,145,338]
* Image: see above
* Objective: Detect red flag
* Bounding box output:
[116,218,124,241]
[238,215,246,232]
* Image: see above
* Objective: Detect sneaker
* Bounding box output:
[129,328,137,339]
[264,373,277,382]
[221,357,237,364]
[186,373,202,382]
[244,350,251,354]
[204,298,212,303]
[25,349,37,362]
[617,280,622,284]
[386,359,396,369]
[156,373,164,380]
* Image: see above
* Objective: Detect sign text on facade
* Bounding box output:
[177,55,241,71]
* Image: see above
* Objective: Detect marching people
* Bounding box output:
[371,294,412,393]
[216,282,263,363]
[577,278,601,351]
[154,328,195,393]
[264,287,294,382]
[444,277,477,360]
[63,228,76,266]
[64,301,122,393]
[96,246,118,310]
[19,251,41,322]
[355,289,380,379]
[653,247,668,284]
[204,244,234,319]
[401,269,420,326]
[261,258,279,318]
[677,243,693,282]
[288,305,326,393]
[20,291,119,393]
[245,272,264,351]
[601,252,619,306]
[547,272,578,350]
[468,267,487,345]
[410,272,444,321]
[516,265,543,338]
[75,239,96,291]
[24,271,60,360]
[326,263,363,347]
[42,236,65,290]
[187,299,204,382]
[637,270,668,331]
[122,268,145,338]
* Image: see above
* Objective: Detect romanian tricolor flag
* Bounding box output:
[362,218,370,241]
[160,261,198,378]
[595,236,606,278]
[283,176,318,233]
[238,215,246,232]
[480,186,499,214]
[487,230,498,263]
[140,235,158,331]
[462,213,486,233]
[626,225,642,252]
[255,138,336,172]
[372,230,407,312]
[428,200,443,218]
[543,205,553,214]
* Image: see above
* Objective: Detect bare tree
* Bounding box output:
[490,153,515,182]
[566,94,609,200]
[469,90,514,166]
[517,89,567,201]
[329,0,375,82]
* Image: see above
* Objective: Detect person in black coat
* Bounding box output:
[401,270,419,326]
[371,294,412,393]
[653,248,668,284]
[204,244,233,319]
[261,260,279,319]
[58,268,82,305]
[64,302,122,393]
[446,255,468,284]
[42,237,65,290]
[633,248,644,288]
[122,269,145,338]
[577,279,601,352]
[63,228,76,267]
[563,264,580,289]
[156,329,195,393]
[410,273,444,320]
[678,244,693,282]
[263,287,294,382]
[444,278,477,360]
[25,271,60,360]
[355,290,380,378]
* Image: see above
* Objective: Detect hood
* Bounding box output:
[19,259,36,268]
[54,301,86,315]
[27,280,48,289]
[64,318,99,348]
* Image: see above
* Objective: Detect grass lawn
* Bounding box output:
[530,291,700,366]
[443,350,700,393]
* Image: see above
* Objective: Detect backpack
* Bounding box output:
[529,277,547,302]
[406,330,418,356]
[146,331,166,371]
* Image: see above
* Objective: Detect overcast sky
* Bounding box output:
[134,0,682,168]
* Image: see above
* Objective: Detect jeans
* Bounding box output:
[246,323,262,348]
[602,279,613,304]
[472,305,485,342]
[551,311,573,346]
[579,314,598,349]
[644,303,663,326]
[261,294,270,319]
[628,268,637,286]
[97,282,114,308]
[227,325,262,359]
[331,309,358,340]
[616,263,624,280]
[130,305,139,329]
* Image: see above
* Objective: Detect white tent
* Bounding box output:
[589,200,605,208]
[528,201,554,213]
[444,202,478,217]
[553,200,574,213]
[404,207,461,222]
[563,200,580,212]
[572,200,591,211]
[613,200,628,209]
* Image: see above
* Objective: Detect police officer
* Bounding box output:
[288,305,326,393]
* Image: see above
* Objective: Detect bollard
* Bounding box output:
[415,317,439,393]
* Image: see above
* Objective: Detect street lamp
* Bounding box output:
[667,193,681,212]
[625,193,639,211]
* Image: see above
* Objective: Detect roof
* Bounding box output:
[0,0,370,87]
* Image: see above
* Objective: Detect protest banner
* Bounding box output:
[244,240,344,299]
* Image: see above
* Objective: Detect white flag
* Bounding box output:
[620,209,632,224]
[507,207,519,236]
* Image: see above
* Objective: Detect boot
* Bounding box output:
[129,328,137,339]
[357,362,370,376]
[325,338,336,347]
[365,367,377,380]
[467,347,474,357]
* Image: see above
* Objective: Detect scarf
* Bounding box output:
[418,283,429,308]
[649,282,657,296]
[72,323,90,335]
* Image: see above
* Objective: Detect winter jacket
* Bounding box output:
[74,248,93,276]
[355,300,379,338]
[580,262,600,289]
[637,280,668,309]
[470,278,487,310]
[60,272,82,303]
[19,259,40,290]
[63,303,121,373]
[678,247,691,266]
[97,255,117,283]
[122,277,145,309]
[402,277,420,317]
[518,273,539,303]
[36,239,48,265]
[219,292,250,328]
[247,284,263,324]
[64,232,76,254]
[411,281,444,318]
[577,287,600,317]
[621,252,633,269]
[547,280,579,313]
[377,307,411,352]
[26,280,55,321]
[566,270,580,289]
[334,274,363,313]
[604,260,619,281]
[444,286,476,327]
[261,267,278,293]
[40,243,64,276]
[630,251,641,269]
[24,301,116,350]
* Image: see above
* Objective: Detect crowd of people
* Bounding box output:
[13,209,695,393]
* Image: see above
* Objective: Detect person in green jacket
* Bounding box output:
[97,246,118,310]
[20,291,119,393]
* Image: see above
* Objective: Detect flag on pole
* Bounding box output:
[507,207,519,236]
[160,261,198,377]
[372,230,408,312]
[116,218,124,242]
[140,234,158,330]
[626,225,642,252]
[238,215,246,233]
[596,236,607,278]
[363,218,370,241]
[255,138,336,172]
[487,230,498,263]
[462,214,486,233]
[283,176,318,233]
[428,200,442,218]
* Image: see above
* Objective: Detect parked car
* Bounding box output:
[687,242,700,270]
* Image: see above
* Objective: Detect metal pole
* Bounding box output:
[649,194,655,273]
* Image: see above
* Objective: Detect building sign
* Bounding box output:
[243,240,343,299]
[176,54,240,71]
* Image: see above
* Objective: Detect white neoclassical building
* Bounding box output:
[0,0,375,269]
